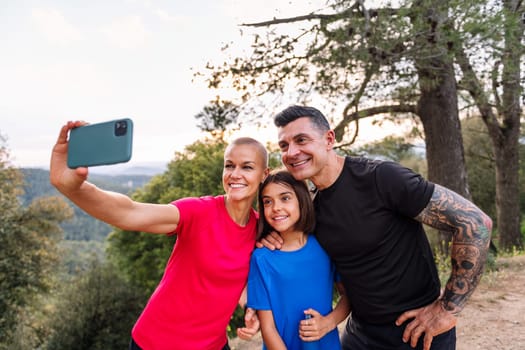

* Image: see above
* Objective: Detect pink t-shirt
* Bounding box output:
[132,195,257,350]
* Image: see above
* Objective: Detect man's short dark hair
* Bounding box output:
[274,105,331,132]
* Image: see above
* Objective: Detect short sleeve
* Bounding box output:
[170,196,214,236]
[246,253,271,311]
[375,162,435,218]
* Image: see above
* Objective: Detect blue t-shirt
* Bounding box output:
[247,235,341,350]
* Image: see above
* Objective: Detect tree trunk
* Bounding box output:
[416,66,469,197]
[490,0,523,250]
[453,1,523,251]
[416,58,470,253]
[493,137,522,249]
[411,0,470,254]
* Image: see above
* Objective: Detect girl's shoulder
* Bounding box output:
[251,245,275,259]
[306,234,321,248]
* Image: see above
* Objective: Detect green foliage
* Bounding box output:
[20,168,153,206]
[3,291,57,350]
[0,145,71,348]
[162,139,227,200]
[228,306,246,338]
[462,117,496,219]
[205,0,469,113]
[108,229,176,292]
[522,218,525,247]
[44,261,144,350]
[354,135,427,175]
[195,96,241,139]
[18,168,58,203]
[60,240,106,275]
[20,168,153,241]
[356,136,417,162]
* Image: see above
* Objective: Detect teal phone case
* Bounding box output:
[67,118,133,168]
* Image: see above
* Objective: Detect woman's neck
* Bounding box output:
[280,231,308,252]
[224,196,252,226]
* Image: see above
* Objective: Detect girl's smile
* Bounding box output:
[261,182,301,236]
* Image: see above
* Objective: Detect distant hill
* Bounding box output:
[20,168,157,241]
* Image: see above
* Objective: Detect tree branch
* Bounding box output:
[454,44,500,132]
[241,12,349,27]
[356,0,371,37]
[342,62,378,117]
[333,104,417,142]
[241,4,400,27]
[491,60,502,112]
[339,61,379,144]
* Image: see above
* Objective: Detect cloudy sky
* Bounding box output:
[1,0,328,169]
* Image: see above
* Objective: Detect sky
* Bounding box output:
[1,0,329,169]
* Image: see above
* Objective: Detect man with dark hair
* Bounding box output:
[262,105,492,350]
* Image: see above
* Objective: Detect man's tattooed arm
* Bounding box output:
[415,184,493,314]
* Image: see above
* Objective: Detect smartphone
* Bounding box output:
[67,118,133,168]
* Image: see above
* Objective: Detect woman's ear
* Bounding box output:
[262,167,270,182]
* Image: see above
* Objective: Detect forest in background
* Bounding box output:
[20,168,154,241]
[19,168,155,274]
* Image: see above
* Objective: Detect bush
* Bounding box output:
[45,261,145,350]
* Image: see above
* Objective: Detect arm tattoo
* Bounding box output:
[415,184,493,314]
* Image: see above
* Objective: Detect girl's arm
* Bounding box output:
[259,310,287,350]
[299,282,350,341]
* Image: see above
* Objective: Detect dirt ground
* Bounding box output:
[230,255,525,350]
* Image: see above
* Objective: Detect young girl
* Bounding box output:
[247,170,350,350]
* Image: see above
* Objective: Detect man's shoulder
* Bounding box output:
[344,156,385,176]
[345,156,411,176]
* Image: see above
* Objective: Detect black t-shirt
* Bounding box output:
[313,157,440,324]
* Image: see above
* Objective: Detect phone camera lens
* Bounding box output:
[114,120,128,136]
